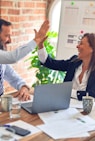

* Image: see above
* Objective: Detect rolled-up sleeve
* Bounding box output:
[4,65,26,90]
[0,40,37,64]
[38,47,48,63]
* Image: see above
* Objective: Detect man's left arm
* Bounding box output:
[4,64,31,101]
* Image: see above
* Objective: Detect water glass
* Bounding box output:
[0,126,15,141]
[10,97,21,119]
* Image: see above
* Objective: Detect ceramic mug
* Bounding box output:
[1,95,12,112]
[82,96,94,114]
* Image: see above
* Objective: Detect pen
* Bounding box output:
[4,125,11,127]
[71,97,77,100]
[0,124,11,128]
[76,118,85,123]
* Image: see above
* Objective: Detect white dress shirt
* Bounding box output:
[72,64,90,91]
[0,40,36,64]
[38,47,90,92]
[38,47,48,63]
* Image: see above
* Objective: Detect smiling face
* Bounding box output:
[0,25,12,50]
[77,36,93,61]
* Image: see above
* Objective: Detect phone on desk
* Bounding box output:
[6,125,31,136]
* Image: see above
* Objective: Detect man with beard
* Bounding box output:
[0,19,49,100]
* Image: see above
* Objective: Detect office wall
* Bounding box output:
[57,0,95,59]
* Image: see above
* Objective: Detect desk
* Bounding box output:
[0,108,95,141]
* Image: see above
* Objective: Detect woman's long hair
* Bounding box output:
[71,33,95,72]
[84,33,95,72]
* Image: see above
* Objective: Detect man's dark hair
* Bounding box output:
[0,19,12,32]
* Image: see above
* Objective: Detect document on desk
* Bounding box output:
[37,119,92,139]
[38,108,80,123]
[38,107,95,126]
[38,107,95,139]
[21,95,33,104]
[6,120,40,140]
[70,98,83,109]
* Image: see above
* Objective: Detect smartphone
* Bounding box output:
[6,125,31,136]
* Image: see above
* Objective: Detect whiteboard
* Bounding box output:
[56,0,95,59]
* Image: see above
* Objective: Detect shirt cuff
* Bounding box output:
[21,85,30,91]
[38,47,48,63]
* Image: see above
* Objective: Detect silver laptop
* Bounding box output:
[21,81,72,114]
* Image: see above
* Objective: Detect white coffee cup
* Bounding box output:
[1,95,12,112]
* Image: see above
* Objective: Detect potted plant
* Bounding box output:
[27,31,65,87]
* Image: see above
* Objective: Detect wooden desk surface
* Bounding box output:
[1,108,95,141]
[1,92,95,141]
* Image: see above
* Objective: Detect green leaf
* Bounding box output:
[26,31,65,87]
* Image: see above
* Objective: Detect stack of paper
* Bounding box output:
[38,108,95,139]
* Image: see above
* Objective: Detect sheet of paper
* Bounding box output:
[37,119,92,139]
[38,107,95,139]
[70,98,83,109]
[70,89,83,108]
[0,94,33,104]
[38,107,95,127]
[6,120,40,140]
[1,94,34,104]
[38,108,79,123]
[21,95,33,104]
[73,113,95,127]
